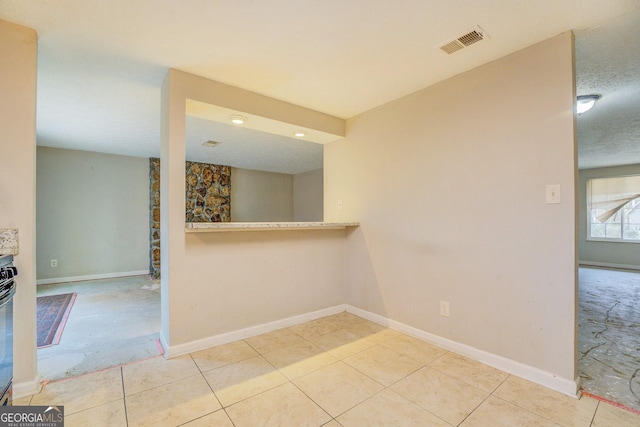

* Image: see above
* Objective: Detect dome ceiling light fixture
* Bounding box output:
[230,115,247,125]
[577,94,601,115]
[294,131,306,138]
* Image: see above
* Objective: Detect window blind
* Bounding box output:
[588,175,640,223]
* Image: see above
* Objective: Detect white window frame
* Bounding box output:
[587,175,640,243]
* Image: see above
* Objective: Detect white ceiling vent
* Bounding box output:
[439,26,487,54]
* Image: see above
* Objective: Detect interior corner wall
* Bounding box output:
[230,168,294,221]
[578,164,640,269]
[0,20,38,392]
[294,168,323,222]
[36,147,150,281]
[325,33,578,386]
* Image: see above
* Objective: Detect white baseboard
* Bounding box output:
[345,305,579,398]
[578,261,640,272]
[36,270,150,285]
[163,304,348,358]
[159,330,169,359]
[161,303,578,398]
[13,375,42,400]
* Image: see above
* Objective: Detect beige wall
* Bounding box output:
[159,33,578,394]
[230,168,294,222]
[325,33,578,386]
[294,168,323,222]
[36,147,150,281]
[161,71,347,349]
[230,167,323,222]
[0,20,38,393]
[2,18,580,398]
[579,164,640,269]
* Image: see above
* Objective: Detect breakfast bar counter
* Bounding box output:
[185,222,359,233]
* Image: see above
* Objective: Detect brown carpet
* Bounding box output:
[37,292,76,348]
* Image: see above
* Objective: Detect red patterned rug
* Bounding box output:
[37,292,76,348]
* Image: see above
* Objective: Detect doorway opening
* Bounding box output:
[575,9,640,412]
[35,147,161,380]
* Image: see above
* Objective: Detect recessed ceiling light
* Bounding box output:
[230,115,247,125]
[294,131,306,138]
[202,140,220,148]
[577,94,601,115]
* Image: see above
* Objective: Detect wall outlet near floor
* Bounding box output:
[51,259,58,268]
[440,301,450,317]
[337,199,343,210]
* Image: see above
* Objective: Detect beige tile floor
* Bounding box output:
[15,312,640,426]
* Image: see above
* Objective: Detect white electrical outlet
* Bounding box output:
[337,199,343,210]
[51,259,58,268]
[440,301,450,317]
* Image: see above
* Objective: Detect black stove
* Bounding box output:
[0,254,16,406]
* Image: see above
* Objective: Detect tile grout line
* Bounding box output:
[285,337,453,423]
[457,384,495,426]
[120,367,129,427]
[221,407,239,427]
[249,331,355,419]
[381,364,472,426]
[123,371,204,399]
[172,352,239,426]
[288,345,384,422]
[188,352,226,419]
[192,347,299,421]
[490,381,592,427]
[287,378,335,423]
[480,392,571,427]
[589,401,600,426]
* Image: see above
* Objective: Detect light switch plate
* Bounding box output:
[546,184,561,204]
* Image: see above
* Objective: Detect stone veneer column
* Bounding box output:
[185,161,231,222]
[149,158,161,279]
[149,158,230,279]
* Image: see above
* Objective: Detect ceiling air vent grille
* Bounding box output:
[439,26,487,54]
[440,40,465,54]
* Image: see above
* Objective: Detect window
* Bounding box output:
[587,175,640,242]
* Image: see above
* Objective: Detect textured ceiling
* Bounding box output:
[575,10,640,169]
[1,1,639,172]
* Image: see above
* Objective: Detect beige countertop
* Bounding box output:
[185,222,359,232]
[0,229,18,255]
